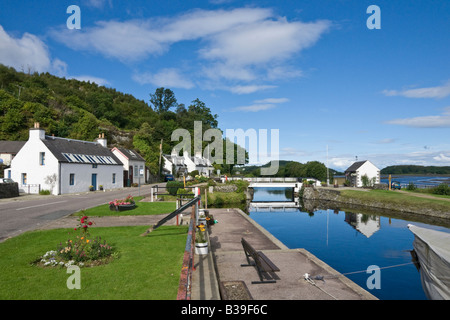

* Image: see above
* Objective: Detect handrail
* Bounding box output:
[141,195,201,235]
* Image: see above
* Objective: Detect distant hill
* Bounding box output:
[234,160,342,181]
[381,165,450,175]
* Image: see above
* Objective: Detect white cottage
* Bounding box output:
[184,151,214,177]
[344,160,380,187]
[111,147,147,186]
[10,123,123,195]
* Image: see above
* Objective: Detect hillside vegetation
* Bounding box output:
[0,64,243,175]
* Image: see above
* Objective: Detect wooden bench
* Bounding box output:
[240,238,280,284]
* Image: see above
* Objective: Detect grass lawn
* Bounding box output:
[340,189,450,212]
[0,225,188,300]
[73,196,177,217]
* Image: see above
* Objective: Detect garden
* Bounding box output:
[0,195,187,300]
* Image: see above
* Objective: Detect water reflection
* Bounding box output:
[248,187,450,300]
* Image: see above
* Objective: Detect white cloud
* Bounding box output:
[70,75,110,86]
[132,68,194,89]
[229,85,277,94]
[50,8,331,90]
[383,81,450,99]
[386,107,450,128]
[232,104,277,112]
[231,96,289,112]
[433,153,450,163]
[0,25,52,73]
[254,98,289,104]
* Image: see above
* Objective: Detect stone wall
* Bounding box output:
[302,186,449,220]
[0,182,19,199]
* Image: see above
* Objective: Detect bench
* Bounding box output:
[240,238,280,284]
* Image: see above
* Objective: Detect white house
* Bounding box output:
[111,147,147,186]
[344,160,380,187]
[0,141,25,167]
[162,152,188,176]
[184,151,214,177]
[9,123,123,195]
[162,151,214,177]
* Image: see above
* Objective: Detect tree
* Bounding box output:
[149,87,178,114]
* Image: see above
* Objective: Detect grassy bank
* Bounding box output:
[0,225,187,299]
[339,189,450,214]
[73,196,176,217]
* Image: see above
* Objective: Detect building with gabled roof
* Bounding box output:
[344,160,380,187]
[111,147,147,186]
[8,123,123,195]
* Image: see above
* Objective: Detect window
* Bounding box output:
[22,173,27,185]
[40,152,45,165]
[134,165,138,176]
[112,173,116,184]
[92,164,98,168]
[69,174,75,186]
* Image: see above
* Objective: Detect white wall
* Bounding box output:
[10,131,60,194]
[60,163,123,194]
[356,161,380,187]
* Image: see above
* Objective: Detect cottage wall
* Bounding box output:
[60,163,123,194]
[356,161,380,187]
[10,130,60,194]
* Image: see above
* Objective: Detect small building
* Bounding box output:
[162,152,188,176]
[0,141,26,167]
[9,123,123,195]
[111,147,147,186]
[344,160,380,187]
[184,151,214,177]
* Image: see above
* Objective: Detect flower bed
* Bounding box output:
[35,215,117,268]
[109,195,136,211]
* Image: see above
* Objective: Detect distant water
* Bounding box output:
[380,175,450,188]
[249,187,450,300]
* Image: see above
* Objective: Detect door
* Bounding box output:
[91,173,97,191]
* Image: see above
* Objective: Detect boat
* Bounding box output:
[407,224,450,300]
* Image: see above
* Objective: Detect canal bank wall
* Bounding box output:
[302,187,450,221]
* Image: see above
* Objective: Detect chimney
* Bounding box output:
[29,122,45,140]
[96,133,107,148]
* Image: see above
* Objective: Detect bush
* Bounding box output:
[176,188,193,197]
[166,180,184,195]
[39,189,51,195]
[430,183,450,196]
[406,182,417,191]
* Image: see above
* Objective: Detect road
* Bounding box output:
[0,183,162,242]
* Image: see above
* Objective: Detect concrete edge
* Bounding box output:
[234,208,378,300]
[234,208,289,250]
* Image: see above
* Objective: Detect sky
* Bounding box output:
[0,0,449,171]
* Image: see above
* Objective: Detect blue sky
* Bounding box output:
[1,0,449,171]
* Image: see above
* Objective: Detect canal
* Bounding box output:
[248,187,450,300]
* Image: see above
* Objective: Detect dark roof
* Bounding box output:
[0,141,26,153]
[344,160,368,173]
[42,136,122,165]
[115,148,145,162]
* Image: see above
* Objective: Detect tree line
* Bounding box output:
[0,64,244,176]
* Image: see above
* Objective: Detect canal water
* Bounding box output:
[248,187,450,300]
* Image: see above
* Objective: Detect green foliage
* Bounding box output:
[381,165,450,175]
[166,180,184,195]
[406,182,417,191]
[0,65,244,177]
[430,183,450,196]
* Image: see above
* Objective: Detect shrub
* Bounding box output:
[406,182,417,191]
[166,180,184,195]
[430,183,450,196]
[39,189,51,195]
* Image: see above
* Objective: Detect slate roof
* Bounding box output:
[344,160,368,173]
[0,141,26,154]
[114,147,145,162]
[42,136,122,165]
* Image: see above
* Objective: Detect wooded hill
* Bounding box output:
[381,165,450,175]
[0,64,243,175]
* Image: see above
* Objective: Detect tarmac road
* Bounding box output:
[0,183,162,242]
